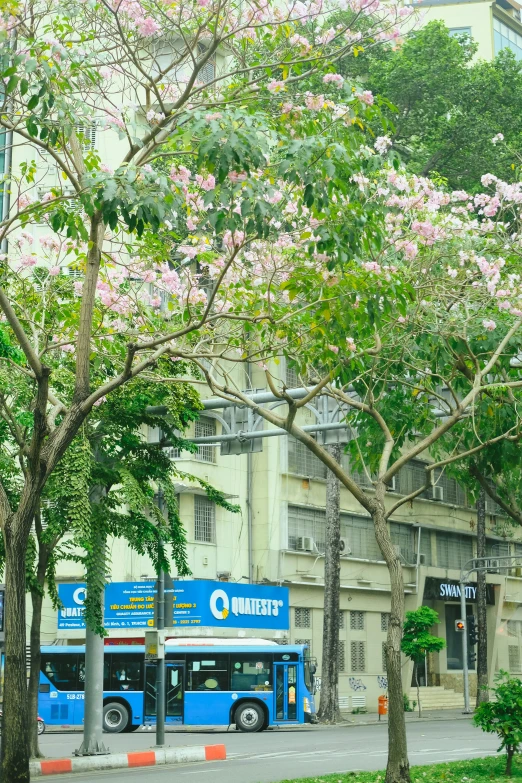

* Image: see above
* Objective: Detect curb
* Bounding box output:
[30,744,226,776]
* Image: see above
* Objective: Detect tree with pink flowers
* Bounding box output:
[191,166,522,783]
[0,0,412,778]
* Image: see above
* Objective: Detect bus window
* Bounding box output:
[107,654,142,691]
[41,654,79,691]
[230,655,272,691]
[187,655,228,691]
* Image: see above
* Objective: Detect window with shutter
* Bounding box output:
[381,613,390,632]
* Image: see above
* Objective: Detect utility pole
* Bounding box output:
[475,487,489,706]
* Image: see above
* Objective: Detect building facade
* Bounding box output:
[34,360,522,714]
[411,0,522,62]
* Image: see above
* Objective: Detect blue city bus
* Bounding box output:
[39,639,316,733]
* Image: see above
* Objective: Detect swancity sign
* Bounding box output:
[58,580,289,630]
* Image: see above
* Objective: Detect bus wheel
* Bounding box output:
[234,702,264,733]
[103,702,129,733]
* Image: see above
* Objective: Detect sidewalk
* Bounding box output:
[339,708,474,726]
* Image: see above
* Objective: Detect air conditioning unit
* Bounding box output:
[217,571,231,581]
[432,485,444,502]
[340,538,352,555]
[296,536,314,552]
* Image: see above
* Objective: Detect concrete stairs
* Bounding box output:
[408,686,465,710]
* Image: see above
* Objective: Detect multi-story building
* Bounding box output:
[36,359,522,714]
[411,0,522,62]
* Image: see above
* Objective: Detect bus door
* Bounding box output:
[144,662,184,724]
[273,662,298,722]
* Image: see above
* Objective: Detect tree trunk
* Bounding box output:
[476,486,489,707]
[28,525,51,759]
[415,663,421,718]
[28,589,44,759]
[317,443,343,724]
[506,746,514,777]
[372,496,411,783]
[1,524,30,783]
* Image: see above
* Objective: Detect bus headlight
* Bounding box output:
[304,697,311,713]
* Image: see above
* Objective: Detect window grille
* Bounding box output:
[294,608,311,628]
[382,642,387,672]
[288,437,327,479]
[350,611,365,631]
[286,365,299,388]
[294,638,311,651]
[195,417,216,463]
[339,611,345,630]
[436,532,473,570]
[381,613,390,632]
[508,620,520,637]
[338,641,346,672]
[287,506,382,560]
[194,495,215,543]
[509,645,521,673]
[351,641,366,672]
[197,43,216,83]
[486,540,510,573]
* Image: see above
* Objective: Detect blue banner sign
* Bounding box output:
[58,580,289,631]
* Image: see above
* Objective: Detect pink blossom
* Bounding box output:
[374,136,392,155]
[18,194,34,210]
[491,133,504,145]
[323,73,344,88]
[397,316,406,324]
[19,254,37,268]
[195,173,216,191]
[48,266,61,276]
[356,91,374,106]
[169,165,191,184]
[447,267,458,279]
[61,343,75,353]
[281,102,294,114]
[483,319,496,331]
[41,191,56,203]
[136,16,161,36]
[305,94,324,111]
[94,396,107,407]
[205,113,222,122]
[328,344,339,354]
[346,337,356,352]
[178,245,199,259]
[73,281,84,295]
[362,261,381,274]
[267,80,286,93]
[267,190,283,204]
[223,230,245,248]
[481,174,497,188]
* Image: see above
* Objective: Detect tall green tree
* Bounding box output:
[355,22,522,191]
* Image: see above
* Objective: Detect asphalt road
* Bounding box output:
[38,720,500,783]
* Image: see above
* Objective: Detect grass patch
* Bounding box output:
[276,755,522,783]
